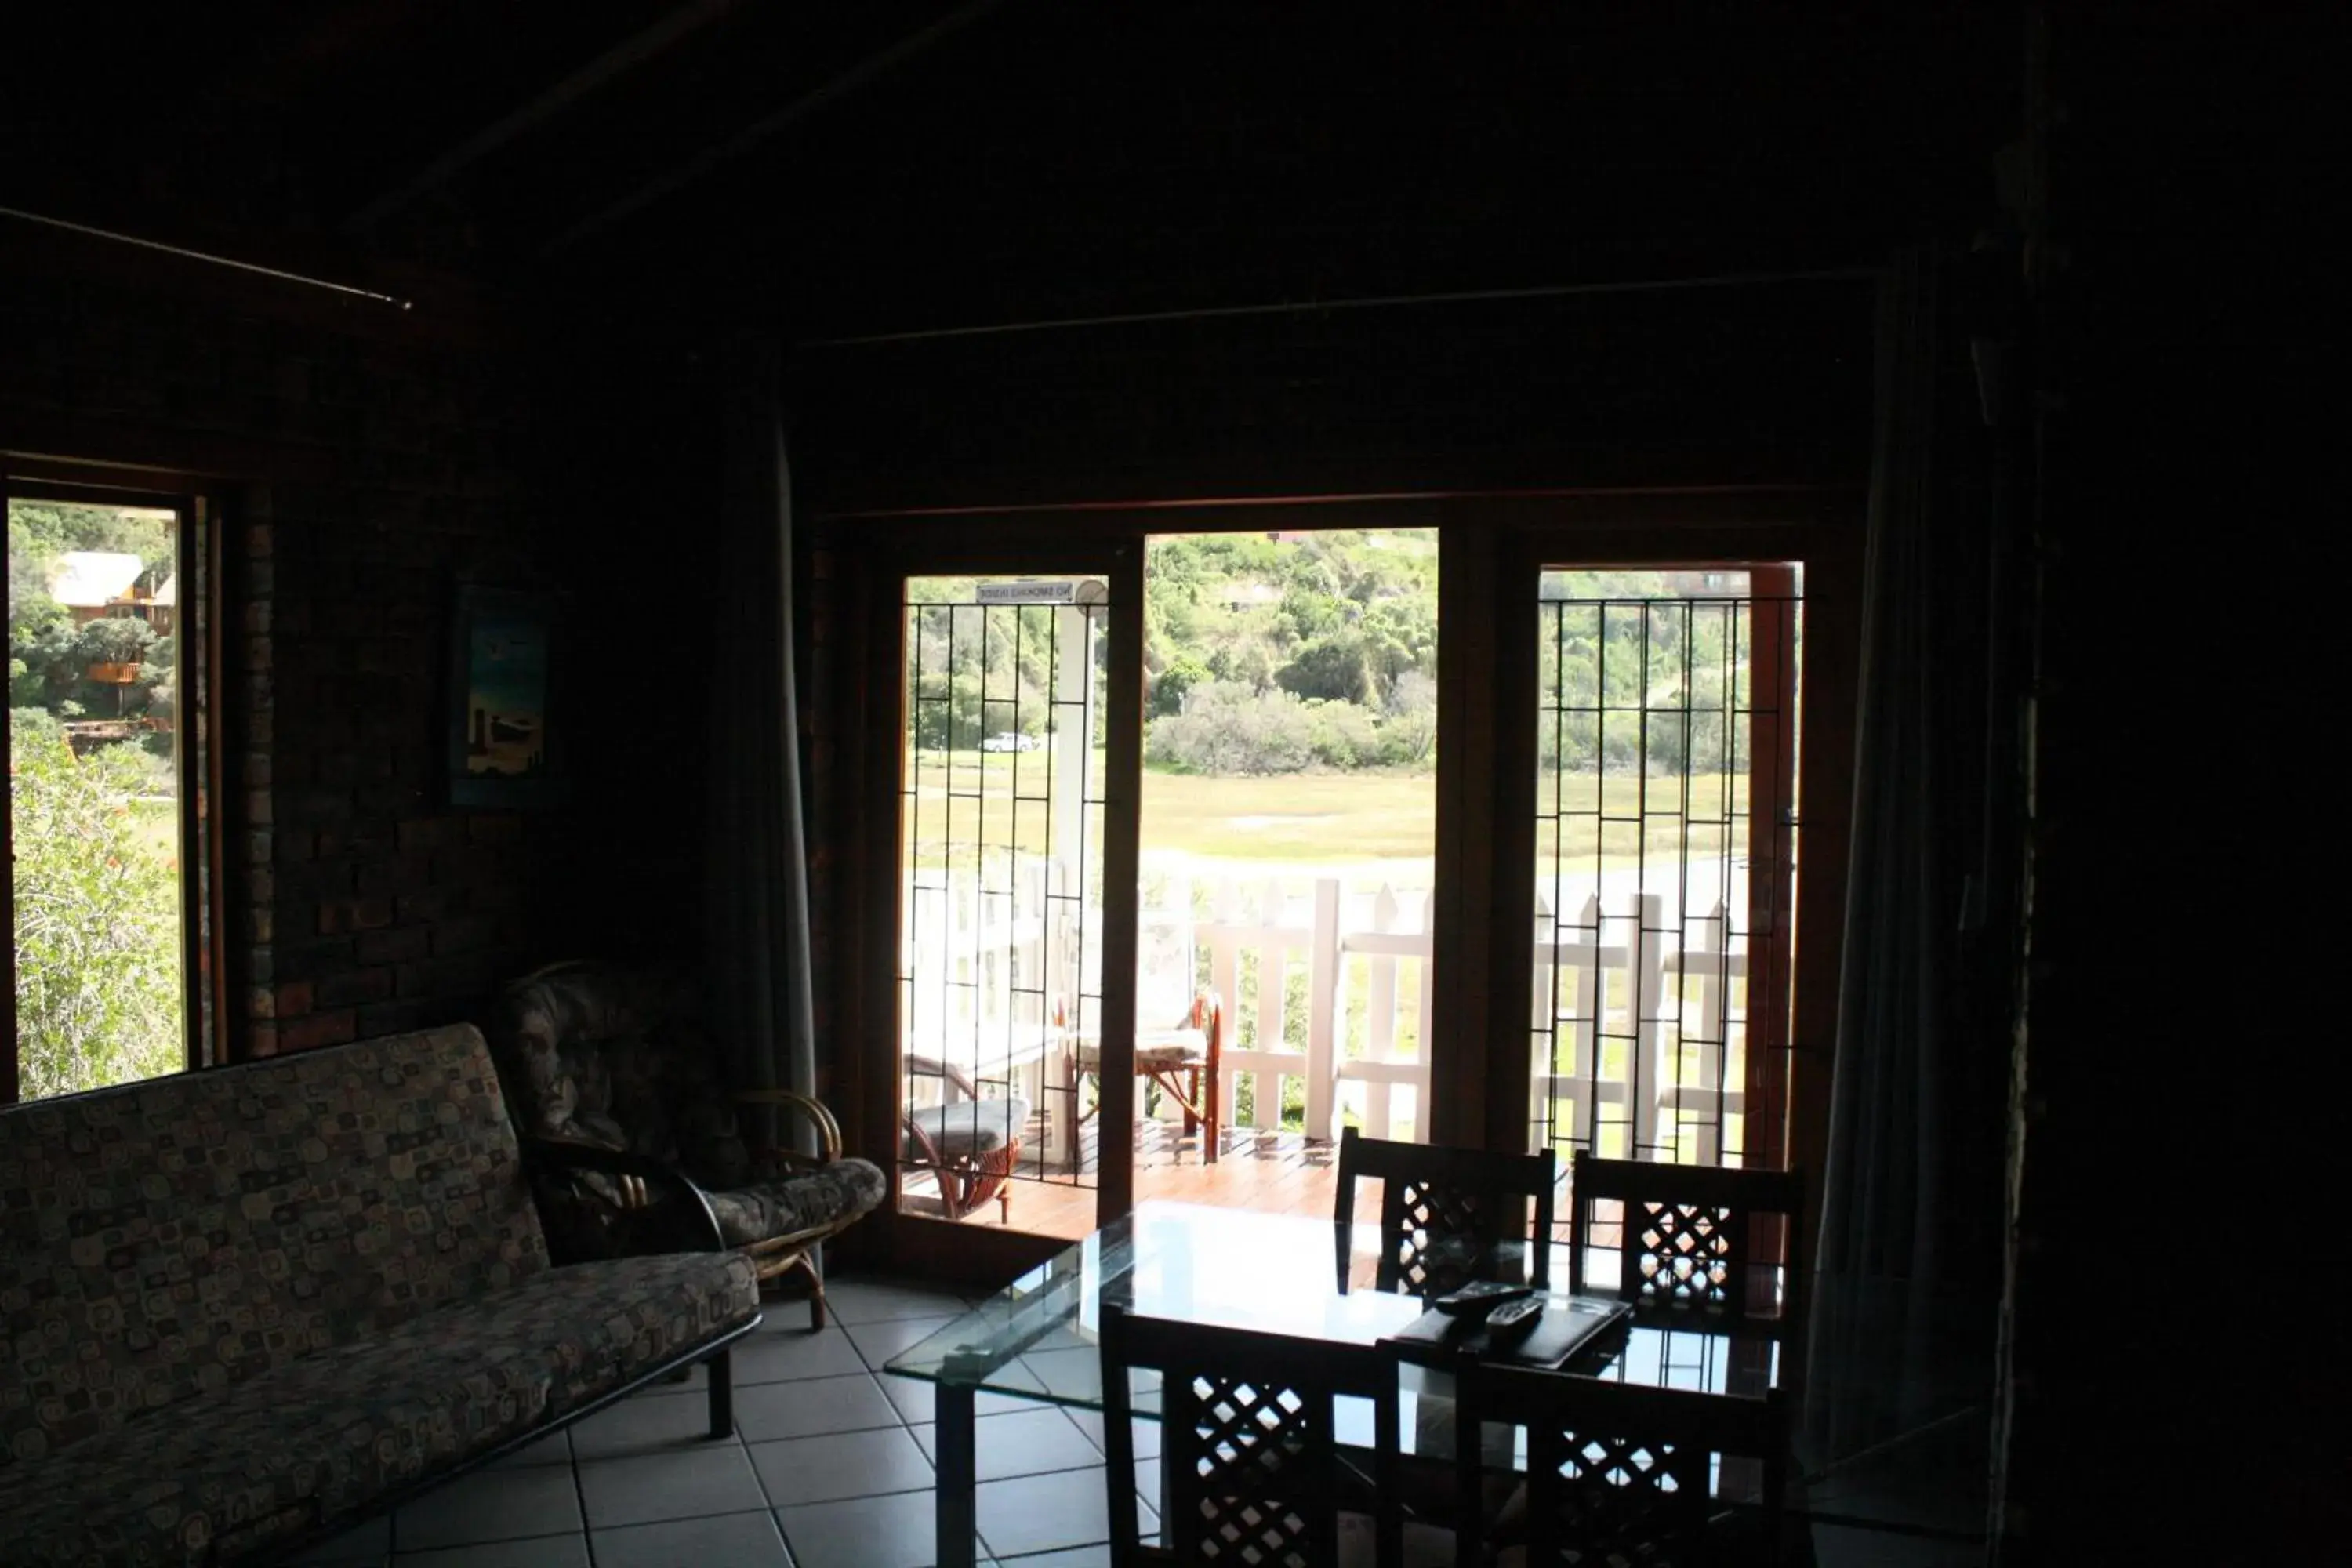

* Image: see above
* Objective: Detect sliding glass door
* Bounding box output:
[872,543,1143,1264]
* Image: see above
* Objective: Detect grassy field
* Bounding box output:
[1143,770,1436,862]
[906,750,1751,870]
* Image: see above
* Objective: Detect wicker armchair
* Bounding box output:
[488,961,884,1329]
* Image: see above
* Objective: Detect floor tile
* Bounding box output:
[734,1326,871,1385]
[825,1277,975,1325]
[878,1367,1049,1424]
[482,1430,572,1470]
[1813,1523,1986,1567]
[1063,1410,1162,1461]
[750,1424,935,1507]
[590,1508,796,1568]
[911,1406,1103,1482]
[577,1443,770,1530]
[735,1370,906,1442]
[288,1512,390,1563]
[777,1493,979,1568]
[390,1534,590,1566]
[976,1465,1147,1560]
[1013,1346,1102,1403]
[566,1388,728,1461]
[843,1313,961,1370]
[393,1465,583,1551]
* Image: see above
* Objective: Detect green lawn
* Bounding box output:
[906,751,1751,870]
[1142,769,1436,862]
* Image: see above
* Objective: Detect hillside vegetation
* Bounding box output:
[913,537,1758,779]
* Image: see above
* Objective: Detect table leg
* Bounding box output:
[935,1380,978,1568]
[1046,1045,1077,1171]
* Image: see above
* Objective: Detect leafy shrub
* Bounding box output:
[10,726,181,1099]
[1146,681,1316,775]
[1276,632,1376,705]
[74,615,157,666]
[1148,653,1212,719]
[1305,699,1380,768]
[1382,670,1438,764]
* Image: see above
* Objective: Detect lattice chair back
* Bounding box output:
[1099,1305,1402,1567]
[1458,1367,1786,1566]
[1334,1126,1558,1298]
[1566,1152,1804,1322]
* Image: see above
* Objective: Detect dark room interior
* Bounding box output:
[1,5,2332,1565]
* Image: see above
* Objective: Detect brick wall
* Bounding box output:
[2,249,589,1062]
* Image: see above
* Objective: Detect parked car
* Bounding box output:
[980,731,1042,753]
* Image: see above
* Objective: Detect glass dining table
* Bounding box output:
[888,1200,1787,1567]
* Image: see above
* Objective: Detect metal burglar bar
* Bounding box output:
[1528,572,1802,1196]
[900,578,1107,1228]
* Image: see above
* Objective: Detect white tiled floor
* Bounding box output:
[287,1276,1144,1568]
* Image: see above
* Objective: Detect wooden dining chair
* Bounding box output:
[1334,1127,1559,1296]
[1451,1364,1787,1567]
[1101,1303,1440,1566]
[1566,1152,1805,1323]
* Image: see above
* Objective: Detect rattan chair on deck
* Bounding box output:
[901,1053,1029,1223]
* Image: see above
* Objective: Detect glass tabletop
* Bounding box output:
[887,1200,1783,1419]
[889,1200,1991,1539]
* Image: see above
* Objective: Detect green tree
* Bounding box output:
[1384,670,1439,764]
[1276,631,1377,705]
[9,725,182,1100]
[75,614,157,666]
[1149,652,1213,719]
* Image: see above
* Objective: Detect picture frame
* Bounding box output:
[446,585,565,808]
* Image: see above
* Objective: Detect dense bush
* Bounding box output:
[1146,681,1437,775]
[1146,681,1316,775]
[9,726,182,1099]
[1305,698,1381,768]
[75,615,157,666]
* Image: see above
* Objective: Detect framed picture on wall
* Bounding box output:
[446,586,565,808]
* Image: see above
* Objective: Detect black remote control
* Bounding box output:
[1483,1295,1544,1341]
[1431,1280,1533,1318]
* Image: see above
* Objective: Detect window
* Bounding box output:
[4,478,219,1103]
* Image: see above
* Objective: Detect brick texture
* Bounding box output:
[1,255,590,1061]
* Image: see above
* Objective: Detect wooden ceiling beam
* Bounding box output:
[345,0,746,234]
[539,0,1010,259]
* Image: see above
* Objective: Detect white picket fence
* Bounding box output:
[902,862,1749,1159]
[1188,876,1434,1144]
[1533,890,1749,1163]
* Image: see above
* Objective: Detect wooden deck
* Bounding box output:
[906,1120,1346,1242]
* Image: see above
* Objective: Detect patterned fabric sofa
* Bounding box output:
[0,1024,760,1568]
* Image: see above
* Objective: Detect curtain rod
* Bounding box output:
[1,205,414,310]
[811,265,1883,348]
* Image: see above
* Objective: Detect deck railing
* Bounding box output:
[1188,876,1433,1144]
[904,863,1748,1160]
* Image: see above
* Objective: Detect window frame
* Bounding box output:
[2,462,229,1104]
[815,488,1863,1280]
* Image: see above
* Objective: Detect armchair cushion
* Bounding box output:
[706,1163,887,1248]
[1071,1029,1210,1073]
[903,1097,1030,1158]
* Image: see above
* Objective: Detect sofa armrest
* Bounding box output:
[521,1137,729,1254]
[731,1089,844,1163]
